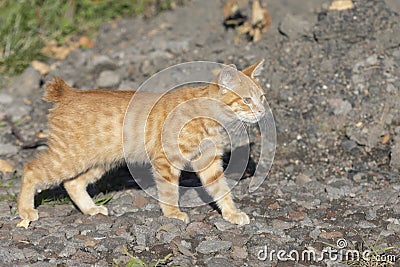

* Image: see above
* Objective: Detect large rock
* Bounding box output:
[196,240,232,254]
[0,143,19,156]
[9,67,41,97]
[96,70,121,88]
[390,143,400,170]
[278,13,314,39]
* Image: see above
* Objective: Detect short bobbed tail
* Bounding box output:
[43,77,73,102]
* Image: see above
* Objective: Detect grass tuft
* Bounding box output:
[0,0,184,75]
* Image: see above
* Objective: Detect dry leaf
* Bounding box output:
[251,0,264,25]
[329,0,354,11]
[382,134,390,145]
[36,132,49,139]
[238,0,270,42]
[32,60,50,75]
[41,41,71,60]
[253,28,262,42]
[16,219,31,229]
[41,37,80,60]
[23,98,31,105]
[0,159,15,174]
[223,0,239,18]
[79,36,94,49]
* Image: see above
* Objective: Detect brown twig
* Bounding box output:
[3,115,25,143]
[21,138,48,149]
[2,115,48,149]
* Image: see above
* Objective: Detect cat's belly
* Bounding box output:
[122,93,159,164]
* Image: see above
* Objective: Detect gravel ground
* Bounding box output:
[0,0,399,266]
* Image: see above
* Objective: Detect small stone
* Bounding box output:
[288,210,307,221]
[0,144,18,156]
[268,201,280,210]
[385,0,400,14]
[390,143,400,169]
[387,222,400,233]
[196,240,232,254]
[59,244,77,257]
[92,55,117,74]
[0,94,13,105]
[132,194,148,208]
[206,257,231,267]
[132,225,149,246]
[185,221,212,236]
[12,232,28,242]
[358,221,377,229]
[165,40,190,54]
[342,139,358,152]
[71,250,98,264]
[22,248,40,260]
[353,172,367,182]
[319,231,344,239]
[328,98,352,116]
[232,246,248,259]
[9,67,40,96]
[295,174,312,186]
[97,70,121,88]
[271,219,293,230]
[365,209,377,220]
[6,104,32,121]
[393,205,400,215]
[140,60,153,76]
[214,220,235,231]
[310,228,321,239]
[366,54,378,66]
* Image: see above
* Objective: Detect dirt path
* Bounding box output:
[0,0,399,266]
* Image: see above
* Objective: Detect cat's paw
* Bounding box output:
[166,211,190,223]
[19,208,39,221]
[223,211,250,226]
[87,205,108,216]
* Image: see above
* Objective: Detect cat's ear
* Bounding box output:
[218,64,241,94]
[242,59,264,78]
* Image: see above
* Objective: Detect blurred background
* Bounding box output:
[0,0,184,75]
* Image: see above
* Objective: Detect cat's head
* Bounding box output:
[217,60,266,123]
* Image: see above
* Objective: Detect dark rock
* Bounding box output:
[206,257,232,267]
[279,14,314,39]
[341,139,358,152]
[92,55,117,74]
[196,240,232,254]
[385,0,400,14]
[390,143,400,169]
[0,143,18,156]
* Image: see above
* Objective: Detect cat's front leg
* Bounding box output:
[193,155,250,226]
[152,161,189,223]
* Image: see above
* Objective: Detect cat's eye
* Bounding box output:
[242,97,252,105]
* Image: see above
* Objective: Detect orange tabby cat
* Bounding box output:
[17,60,266,226]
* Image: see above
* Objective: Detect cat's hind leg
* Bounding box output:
[63,167,108,216]
[18,151,81,221]
[152,160,189,223]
